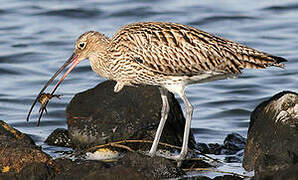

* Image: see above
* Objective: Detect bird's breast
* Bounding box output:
[89,54,113,80]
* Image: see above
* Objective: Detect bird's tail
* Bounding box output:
[220,41,288,73]
[239,54,287,69]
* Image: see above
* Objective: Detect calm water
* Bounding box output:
[0,0,297,175]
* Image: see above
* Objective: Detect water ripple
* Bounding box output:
[189,15,257,26]
[36,8,102,18]
[0,52,42,63]
[264,3,298,11]
[108,7,178,18]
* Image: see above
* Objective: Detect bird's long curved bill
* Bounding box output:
[27,53,79,125]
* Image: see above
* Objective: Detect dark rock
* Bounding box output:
[207,143,223,155]
[66,80,196,151]
[197,142,210,154]
[54,159,112,180]
[0,120,55,174]
[213,175,243,180]
[0,174,17,180]
[45,128,72,147]
[243,91,298,178]
[18,162,55,180]
[218,133,246,155]
[187,176,212,180]
[118,152,184,178]
[262,164,298,180]
[0,119,244,180]
[222,133,246,154]
[181,158,213,169]
[197,142,223,155]
[54,152,183,179]
[197,142,224,155]
[181,174,243,180]
[197,133,245,157]
[224,150,244,163]
[0,120,34,145]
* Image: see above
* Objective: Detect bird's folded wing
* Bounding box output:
[110,22,286,76]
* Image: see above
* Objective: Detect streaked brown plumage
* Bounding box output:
[27,22,286,163]
[111,22,284,74]
[84,22,286,91]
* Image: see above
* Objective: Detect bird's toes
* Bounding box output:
[147,151,156,157]
[167,154,185,161]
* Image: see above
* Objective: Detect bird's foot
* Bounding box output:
[147,149,187,167]
[165,155,183,167]
[147,149,156,157]
[148,143,159,157]
[147,152,154,157]
[165,152,187,167]
[166,154,185,161]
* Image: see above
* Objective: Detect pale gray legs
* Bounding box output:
[148,86,193,161]
[174,90,193,160]
[148,88,169,155]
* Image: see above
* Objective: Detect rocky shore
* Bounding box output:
[243,91,298,180]
[1,81,297,179]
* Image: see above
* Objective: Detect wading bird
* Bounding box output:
[27,22,286,161]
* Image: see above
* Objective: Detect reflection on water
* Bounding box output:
[0,0,297,174]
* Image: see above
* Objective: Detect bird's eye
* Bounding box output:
[78,42,86,49]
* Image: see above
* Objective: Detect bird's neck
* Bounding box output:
[89,51,114,80]
[87,34,115,80]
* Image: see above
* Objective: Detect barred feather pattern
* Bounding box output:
[86,22,286,86]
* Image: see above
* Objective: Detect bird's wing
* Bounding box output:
[110,22,286,76]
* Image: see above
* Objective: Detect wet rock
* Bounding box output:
[190,176,212,180]
[18,162,55,180]
[213,175,243,180]
[264,164,298,180]
[181,158,213,169]
[45,128,72,147]
[0,120,55,178]
[54,159,111,180]
[197,133,246,155]
[243,91,298,178]
[197,142,222,154]
[208,143,223,155]
[54,159,148,180]
[224,150,244,163]
[0,119,242,179]
[222,133,246,155]
[118,152,184,178]
[197,142,210,154]
[54,152,183,179]
[0,120,34,145]
[66,80,196,151]
[180,175,243,180]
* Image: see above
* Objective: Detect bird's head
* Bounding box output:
[45,31,110,88]
[43,30,110,92]
[48,31,108,91]
[74,31,108,62]
[27,31,110,124]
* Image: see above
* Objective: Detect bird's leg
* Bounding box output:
[171,90,193,161]
[148,87,169,156]
[114,82,124,93]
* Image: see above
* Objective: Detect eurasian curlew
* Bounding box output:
[27,22,287,162]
